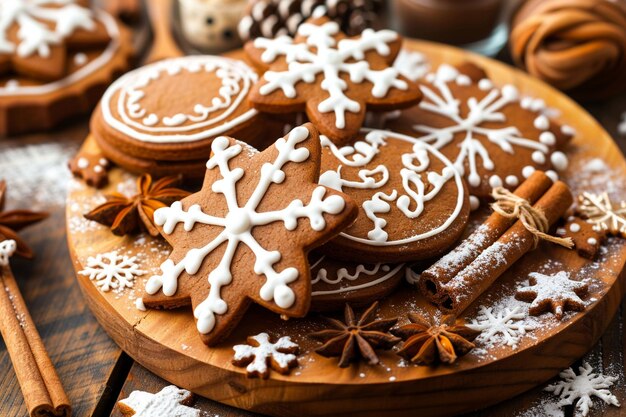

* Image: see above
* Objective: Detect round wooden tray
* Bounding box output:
[66,39,626,417]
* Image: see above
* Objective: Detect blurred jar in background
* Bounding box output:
[391,0,509,56]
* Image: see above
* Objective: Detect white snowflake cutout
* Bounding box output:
[118,385,200,417]
[467,306,535,349]
[232,332,299,378]
[79,251,146,293]
[545,362,620,417]
[0,239,16,266]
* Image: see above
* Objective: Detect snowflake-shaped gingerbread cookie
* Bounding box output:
[232,332,299,379]
[118,385,200,417]
[391,62,573,199]
[545,362,620,417]
[0,0,111,81]
[516,271,588,319]
[142,124,358,345]
[245,16,422,144]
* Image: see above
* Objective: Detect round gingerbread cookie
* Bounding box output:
[91,55,282,175]
[390,62,574,202]
[0,2,134,135]
[319,128,470,263]
[309,253,405,312]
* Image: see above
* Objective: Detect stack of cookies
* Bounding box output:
[83,16,576,348]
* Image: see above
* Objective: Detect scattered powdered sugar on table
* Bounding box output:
[568,156,626,200]
[0,141,78,208]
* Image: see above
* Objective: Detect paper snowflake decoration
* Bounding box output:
[516,271,588,319]
[246,16,420,143]
[118,385,200,417]
[232,332,299,379]
[143,125,355,345]
[467,306,535,349]
[412,64,566,195]
[0,239,16,266]
[577,192,626,237]
[545,362,620,417]
[79,251,146,292]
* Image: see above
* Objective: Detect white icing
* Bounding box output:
[569,223,581,233]
[0,239,16,266]
[101,56,259,144]
[135,297,146,311]
[320,129,465,246]
[587,237,597,245]
[533,115,550,130]
[0,10,119,97]
[539,131,556,145]
[550,151,568,171]
[73,52,87,66]
[146,127,346,335]
[505,175,519,187]
[488,175,502,188]
[478,79,493,91]
[413,64,559,190]
[561,124,576,136]
[0,0,96,58]
[522,165,535,178]
[469,195,480,211]
[468,305,535,349]
[310,255,404,296]
[233,332,298,376]
[77,157,89,169]
[546,170,558,182]
[79,251,146,292]
[119,385,200,417]
[253,21,407,129]
[392,49,429,82]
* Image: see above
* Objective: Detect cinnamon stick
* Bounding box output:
[0,262,71,417]
[420,171,553,303]
[431,180,573,315]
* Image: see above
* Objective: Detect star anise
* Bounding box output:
[85,174,190,237]
[392,313,480,365]
[0,180,48,259]
[310,302,400,367]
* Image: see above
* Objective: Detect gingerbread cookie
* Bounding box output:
[0,1,134,135]
[68,151,110,188]
[318,129,469,263]
[178,0,247,53]
[390,62,573,200]
[516,271,588,319]
[238,0,379,41]
[141,124,358,345]
[309,253,405,312]
[118,385,199,417]
[91,55,286,178]
[556,216,606,259]
[245,16,422,145]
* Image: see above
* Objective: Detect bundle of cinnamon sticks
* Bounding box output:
[0,248,71,417]
[419,171,573,315]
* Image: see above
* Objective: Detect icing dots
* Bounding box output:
[100,56,259,143]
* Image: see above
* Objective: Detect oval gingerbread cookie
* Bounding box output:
[319,128,470,263]
[0,1,134,135]
[310,254,405,312]
[390,62,573,201]
[91,55,284,178]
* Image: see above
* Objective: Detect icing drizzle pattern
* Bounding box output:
[253,20,408,129]
[0,0,96,58]
[145,126,347,335]
[319,129,465,246]
[101,56,259,144]
[413,64,567,190]
[310,255,404,296]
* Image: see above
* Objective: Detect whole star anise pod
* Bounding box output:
[310,302,400,367]
[392,313,480,365]
[85,174,190,237]
[0,180,48,259]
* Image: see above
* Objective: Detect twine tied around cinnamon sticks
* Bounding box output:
[490,187,574,249]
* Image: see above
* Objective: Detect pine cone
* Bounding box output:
[238,0,381,41]
[510,0,626,100]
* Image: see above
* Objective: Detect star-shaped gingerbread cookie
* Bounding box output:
[245,16,422,145]
[142,123,358,345]
[0,0,111,81]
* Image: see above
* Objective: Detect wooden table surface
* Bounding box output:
[0,31,625,417]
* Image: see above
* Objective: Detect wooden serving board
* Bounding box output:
[66,39,626,417]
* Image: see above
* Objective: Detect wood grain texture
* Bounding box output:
[66,39,626,417]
